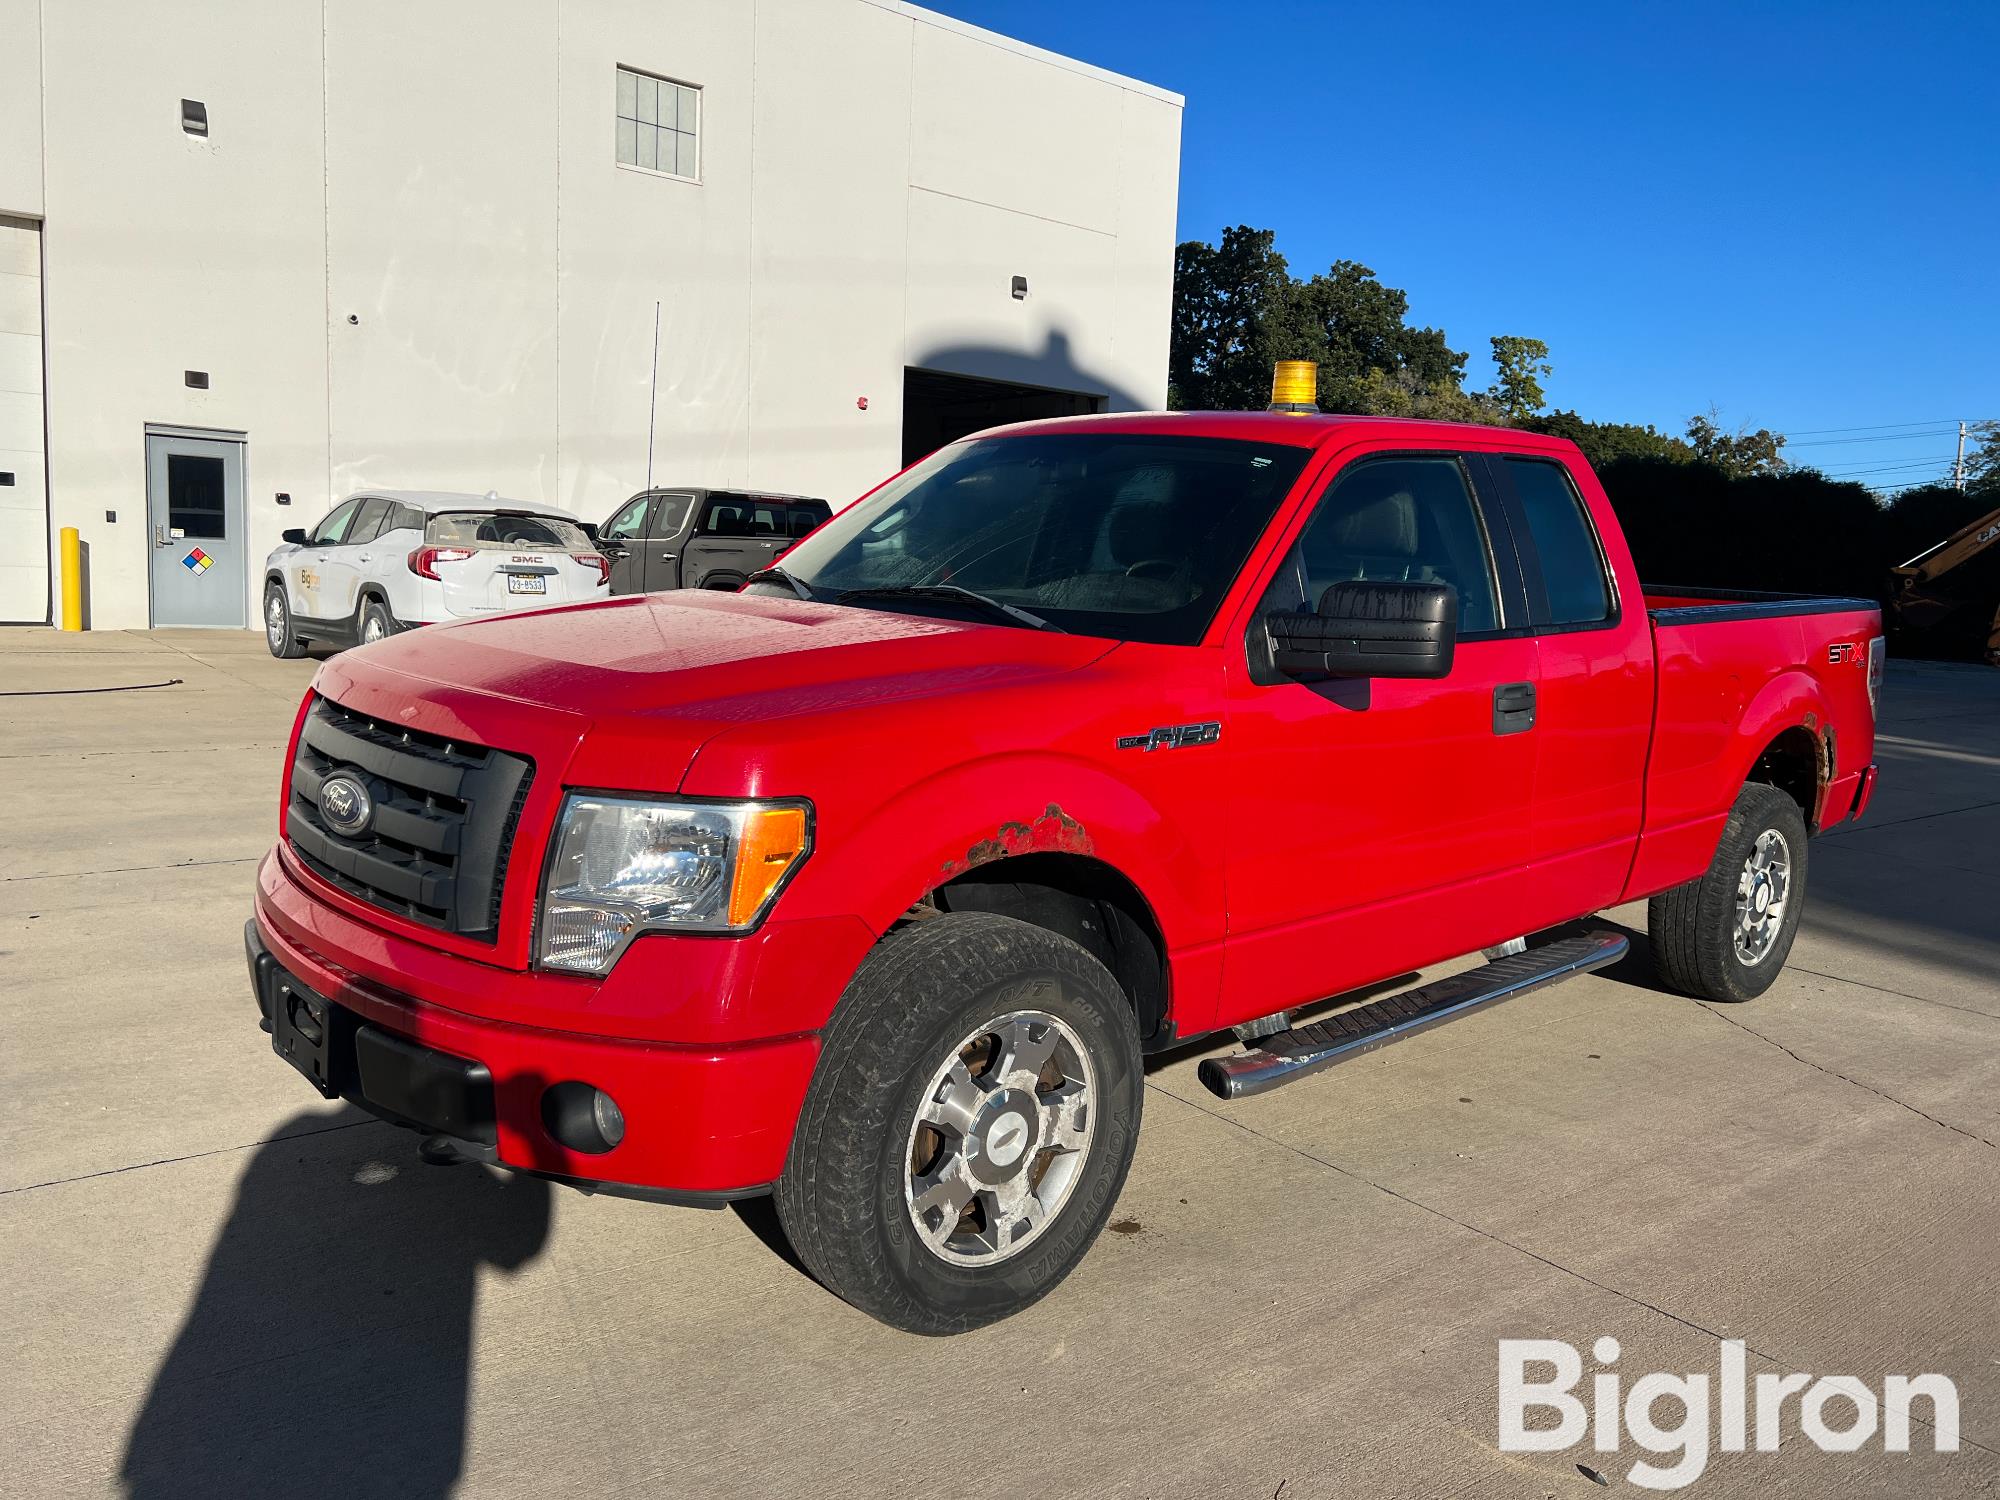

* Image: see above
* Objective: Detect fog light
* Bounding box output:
[541,1081,626,1154]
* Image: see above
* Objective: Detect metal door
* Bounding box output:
[147,433,246,627]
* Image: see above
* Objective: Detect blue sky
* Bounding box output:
[929,1,1998,492]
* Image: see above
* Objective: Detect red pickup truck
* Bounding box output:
[247,413,1882,1333]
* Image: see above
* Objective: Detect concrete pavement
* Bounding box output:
[3,629,1997,1498]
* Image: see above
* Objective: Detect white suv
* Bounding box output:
[263,490,608,657]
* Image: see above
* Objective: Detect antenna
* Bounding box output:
[646,300,661,491]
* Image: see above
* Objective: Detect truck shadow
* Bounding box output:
[119,1110,550,1500]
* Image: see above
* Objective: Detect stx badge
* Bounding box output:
[1117,721,1221,752]
[1828,642,1859,665]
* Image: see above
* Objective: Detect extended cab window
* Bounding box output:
[1269,456,1500,634]
[1505,459,1612,626]
[772,434,1310,644]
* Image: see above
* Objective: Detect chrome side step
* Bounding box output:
[1197,930,1629,1101]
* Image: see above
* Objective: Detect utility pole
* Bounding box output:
[1955,420,1967,491]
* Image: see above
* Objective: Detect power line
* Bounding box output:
[1784,417,1972,437]
[1810,460,1953,478]
[1784,428,1960,448]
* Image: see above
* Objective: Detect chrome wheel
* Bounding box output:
[904,1008,1095,1267]
[265,593,286,649]
[361,608,387,643]
[1734,828,1792,966]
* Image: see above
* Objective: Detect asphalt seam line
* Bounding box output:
[2,855,260,884]
[1145,1081,1993,1459]
[0,1117,385,1196]
[1695,1003,1998,1149]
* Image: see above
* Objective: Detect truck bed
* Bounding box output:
[1625,584,1882,902]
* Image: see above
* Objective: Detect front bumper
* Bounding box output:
[249,854,827,1197]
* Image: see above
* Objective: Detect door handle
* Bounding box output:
[154,525,168,548]
[1493,681,1536,735]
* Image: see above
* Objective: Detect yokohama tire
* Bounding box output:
[775,912,1143,1335]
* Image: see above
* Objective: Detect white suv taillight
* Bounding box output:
[408,545,474,580]
[1867,635,1885,718]
[570,551,612,587]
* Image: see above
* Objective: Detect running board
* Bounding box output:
[1197,930,1629,1101]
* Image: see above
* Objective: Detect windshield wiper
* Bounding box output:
[835,584,1065,633]
[744,565,817,601]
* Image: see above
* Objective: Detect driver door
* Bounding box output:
[288,497,361,622]
[596,494,654,594]
[1217,451,1538,1027]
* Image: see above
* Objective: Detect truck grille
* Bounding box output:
[286,694,534,941]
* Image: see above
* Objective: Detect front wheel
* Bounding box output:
[776,912,1142,1335]
[1649,781,1809,1002]
[264,583,306,658]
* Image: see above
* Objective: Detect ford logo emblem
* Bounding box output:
[319,771,374,837]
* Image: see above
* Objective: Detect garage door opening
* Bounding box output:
[902,367,1104,468]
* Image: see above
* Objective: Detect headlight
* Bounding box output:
[537,795,812,974]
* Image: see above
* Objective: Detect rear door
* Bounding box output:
[319,495,389,622]
[641,491,696,590]
[679,493,789,590]
[1481,453,1652,922]
[1218,449,1541,1021]
[597,494,654,594]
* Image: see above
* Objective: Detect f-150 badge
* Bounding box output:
[1117,721,1221,752]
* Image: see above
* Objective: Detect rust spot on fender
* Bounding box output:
[940,803,1094,878]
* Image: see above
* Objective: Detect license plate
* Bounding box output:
[507,574,546,595]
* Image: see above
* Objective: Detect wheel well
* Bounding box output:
[1749,725,1823,827]
[931,854,1170,1046]
[700,573,746,591]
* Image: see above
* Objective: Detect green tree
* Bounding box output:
[1686,409,1788,478]
[1487,336,1551,421]
[1521,410,1695,469]
[1169,226,1497,421]
[1168,227,1298,411]
[1962,419,2000,494]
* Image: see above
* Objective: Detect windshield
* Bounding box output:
[426,512,592,550]
[768,433,1311,644]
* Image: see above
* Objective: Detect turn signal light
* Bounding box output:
[726,805,811,926]
[408,545,474,580]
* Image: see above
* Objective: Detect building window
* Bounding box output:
[616,67,699,180]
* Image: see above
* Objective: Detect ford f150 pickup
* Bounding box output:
[246,412,1883,1334]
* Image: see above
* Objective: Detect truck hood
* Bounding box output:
[322,590,1113,791]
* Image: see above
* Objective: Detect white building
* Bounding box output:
[0,0,1182,630]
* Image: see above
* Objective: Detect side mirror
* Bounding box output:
[281,528,309,546]
[1266,579,1457,681]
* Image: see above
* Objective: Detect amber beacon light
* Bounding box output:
[1268,360,1319,413]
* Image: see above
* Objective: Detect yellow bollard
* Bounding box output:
[59,526,82,630]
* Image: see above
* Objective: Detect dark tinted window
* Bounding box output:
[1506,459,1611,625]
[788,504,825,537]
[388,504,425,534]
[166,455,226,539]
[651,493,694,537]
[774,433,1311,645]
[348,497,390,543]
[309,498,360,546]
[1271,456,1499,634]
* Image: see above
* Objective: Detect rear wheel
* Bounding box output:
[776,912,1142,1335]
[1649,782,1809,1002]
[264,583,305,658]
[358,597,395,646]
